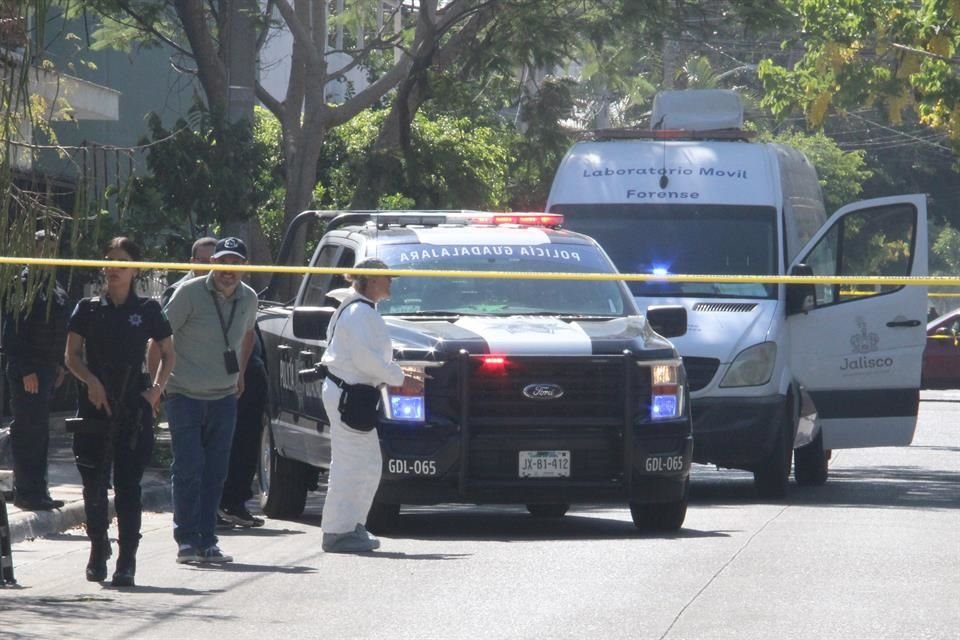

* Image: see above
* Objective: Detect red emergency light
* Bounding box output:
[468,213,564,228]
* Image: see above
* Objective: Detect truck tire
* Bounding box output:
[258,423,309,519]
[526,503,570,518]
[753,411,792,499]
[366,501,401,533]
[794,428,828,486]
[630,479,688,532]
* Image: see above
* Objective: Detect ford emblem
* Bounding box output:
[522,383,564,400]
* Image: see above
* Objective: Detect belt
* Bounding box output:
[326,372,348,389]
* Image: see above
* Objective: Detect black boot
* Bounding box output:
[111,541,138,587]
[85,535,112,582]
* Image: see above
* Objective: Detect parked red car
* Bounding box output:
[922,309,960,389]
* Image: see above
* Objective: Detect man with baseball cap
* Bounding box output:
[159,237,258,565]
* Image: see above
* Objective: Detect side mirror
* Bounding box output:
[292,306,335,340]
[646,305,687,338]
[934,327,950,336]
[786,264,816,315]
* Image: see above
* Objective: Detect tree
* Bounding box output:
[757,0,960,154]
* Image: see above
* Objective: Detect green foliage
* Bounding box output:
[123,101,279,259]
[316,110,511,210]
[762,129,872,212]
[931,224,960,276]
[759,0,960,153]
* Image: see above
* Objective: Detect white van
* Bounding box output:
[546,89,928,497]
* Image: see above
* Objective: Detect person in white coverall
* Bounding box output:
[320,258,424,553]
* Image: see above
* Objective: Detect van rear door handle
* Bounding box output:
[887,319,921,328]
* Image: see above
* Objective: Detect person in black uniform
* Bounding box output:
[217,325,267,528]
[3,229,70,511]
[64,237,175,587]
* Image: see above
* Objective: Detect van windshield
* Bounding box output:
[375,242,632,316]
[554,204,778,299]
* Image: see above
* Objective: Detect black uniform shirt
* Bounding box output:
[68,293,172,414]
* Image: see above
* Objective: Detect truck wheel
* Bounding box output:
[526,503,570,518]
[366,501,401,533]
[630,479,688,532]
[794,428,828,486]
[258,422,309,519]
[753,412,792,499]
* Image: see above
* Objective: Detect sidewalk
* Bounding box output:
[1,415,171,544]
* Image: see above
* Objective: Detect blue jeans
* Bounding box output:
[165,393,238,549]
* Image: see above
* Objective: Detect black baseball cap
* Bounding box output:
[212,237,248,261]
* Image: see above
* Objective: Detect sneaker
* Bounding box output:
[322,524,380,553]
[216,514,235,530]
[176,544,203,564]
[199,545,233,563]
[356,523,380,547]
[218,505,265,528]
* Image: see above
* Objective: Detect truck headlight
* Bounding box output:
[719,342,776,388]
[648,361,683,420]
[384,365,426,422]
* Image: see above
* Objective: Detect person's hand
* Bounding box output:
[236,373,245,398]
[86,377,112,416]
[400,373,424,395]
[22,373,38,394]
[141,386,164,416]
[54,366,66,389]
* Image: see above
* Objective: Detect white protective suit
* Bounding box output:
[320,288,405,535]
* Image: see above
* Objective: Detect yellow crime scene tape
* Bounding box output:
[3,255,960,287]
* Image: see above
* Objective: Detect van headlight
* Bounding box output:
[719,342,776,388]
[646,360,684,420]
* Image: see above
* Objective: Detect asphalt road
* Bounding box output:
[4,393,959,640]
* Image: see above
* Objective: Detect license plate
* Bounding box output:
[519,450,570,478]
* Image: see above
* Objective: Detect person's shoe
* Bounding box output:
[216,513,235,530]
[218,505,265,528]
[322,524,379,553]
[356,524,381,548]
[86,535,112,582]
[111,543,138,587]
[14,496,64,511]
[175,544,204,564]
[199,545,233,564]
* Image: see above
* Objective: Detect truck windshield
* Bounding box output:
[375,242,631,316]
[554,204,778,299]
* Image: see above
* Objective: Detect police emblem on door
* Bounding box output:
[522,383,564,400]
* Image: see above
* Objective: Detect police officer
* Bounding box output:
[64,237,175,587]
[2,229,70,511]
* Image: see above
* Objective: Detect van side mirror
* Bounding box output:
[646,305,687,338]
[292,306,335,340]
[786,264,816,315]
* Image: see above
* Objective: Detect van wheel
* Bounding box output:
[258,423,309,519]
[630,479,688,532]
[366,501,401,533]
[794,428,829,486]
[526,503,569,518]
[754,413,792,499]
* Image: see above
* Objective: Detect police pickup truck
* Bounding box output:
[256,210,692,531]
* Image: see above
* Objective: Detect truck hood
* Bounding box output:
[384,315,678,361]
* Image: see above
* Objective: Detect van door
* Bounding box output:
[787,194,927,449]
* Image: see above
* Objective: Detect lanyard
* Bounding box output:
[210,290,239,348]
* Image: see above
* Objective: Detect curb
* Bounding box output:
[8,477,170,544]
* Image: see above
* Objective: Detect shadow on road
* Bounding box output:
[689,464,960,511]
[385,505,731,542]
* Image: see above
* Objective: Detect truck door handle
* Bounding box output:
[886,319,921,328]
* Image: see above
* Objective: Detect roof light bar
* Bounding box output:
[465,213,565,228]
